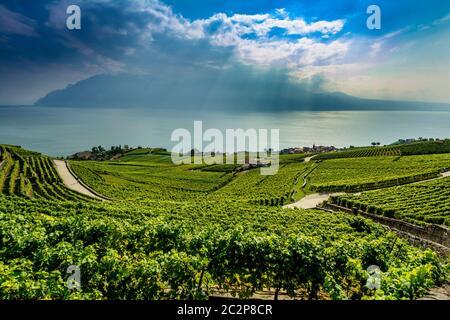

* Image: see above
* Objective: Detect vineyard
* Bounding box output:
[0,144,449,300]
[0,194,448,300]
[315,140,450,160]
[69,163,234,202]
[332,177,450,227]
[0,145,94,202]
[315,146,401,160]
[399,140,450,155]
[70,153,311,205]
[210,162,308,205]
[308,154,450,192]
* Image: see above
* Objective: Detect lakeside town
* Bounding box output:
[65,137,447,161]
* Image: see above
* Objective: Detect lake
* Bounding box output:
[1,106,450,156]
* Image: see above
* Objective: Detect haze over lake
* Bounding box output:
[2,106,450,156]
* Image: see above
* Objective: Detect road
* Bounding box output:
[284,170,450,210]
[283,193,344,209]
[303,155,316,163]
[53,160,105,201]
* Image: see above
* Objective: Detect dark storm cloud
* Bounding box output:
[0,0,449,104]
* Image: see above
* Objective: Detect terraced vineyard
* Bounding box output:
[70,152,312,204]
[315,146,401,160]
[399,140,450,155]
[70,159,235,201]
[333,177,450,226]
[1,145,449,300]
[309,154,450,192]
[0,145,94,202]
[316,140,450,160]
[210,162,308,205]
[0,192,447,300]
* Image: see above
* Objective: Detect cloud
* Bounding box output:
[0,0,352,104]
[112,1,349,77]
[365,28,407,58]
[433,12,450,25]
[1,0,449,105]
[370,42,382,57]
[290,62,370,90]
[204,12,345,38]
[10,0,348,75]
[0,4,38,37]
[53,1,349,80]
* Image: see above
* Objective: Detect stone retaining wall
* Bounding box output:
[323,203,449,255]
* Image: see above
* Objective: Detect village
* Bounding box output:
[280,144,338,155]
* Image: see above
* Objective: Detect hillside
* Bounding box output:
[34,73,450,111]
[0,144,449,300]
[315,140,450,160]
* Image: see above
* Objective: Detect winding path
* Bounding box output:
[53,160,106,201]
[284,170,450,210]
[303,155,316,163]
[283,193,344,209]
[418,284,450,300]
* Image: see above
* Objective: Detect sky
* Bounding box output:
[0,0,449,105]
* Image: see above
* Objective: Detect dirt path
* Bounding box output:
[408,170,450,185]
[53,160,106,201]
[303,155,316,163]
[284,170,450,210]
[418,284,450,300]
[283,193,344,209]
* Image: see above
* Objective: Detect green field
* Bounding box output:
[0,144,449,300]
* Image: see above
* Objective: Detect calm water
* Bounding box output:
[1,106,450,156]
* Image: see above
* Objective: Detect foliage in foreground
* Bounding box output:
[0,195,447,300]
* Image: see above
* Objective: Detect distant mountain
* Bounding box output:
[35,72,450,111]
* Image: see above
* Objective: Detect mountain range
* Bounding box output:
[35,72,450,111]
